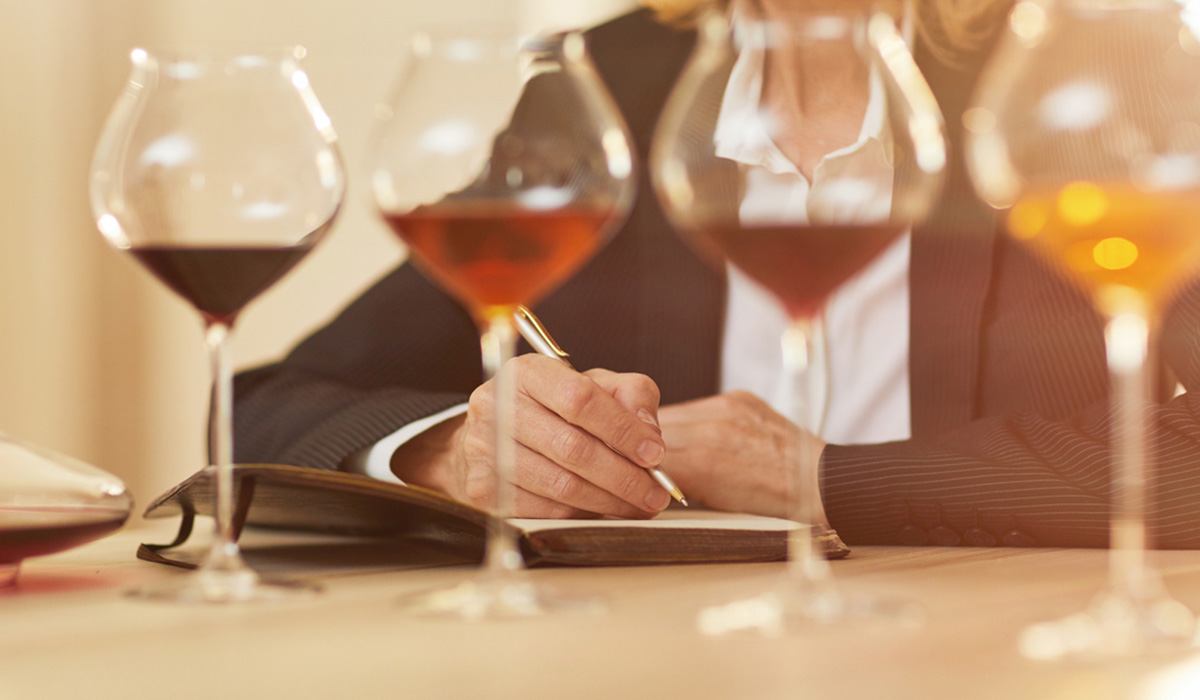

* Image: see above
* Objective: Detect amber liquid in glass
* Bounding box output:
[1007,183,1200,305]
[383,202,611,316]
[690,222,902,319]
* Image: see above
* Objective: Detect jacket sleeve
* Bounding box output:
[233,263,481,471]
[821,281,1200,549]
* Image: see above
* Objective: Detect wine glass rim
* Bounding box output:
[408,25,583,51]
[128,44,310,64]
[730,13,863,42]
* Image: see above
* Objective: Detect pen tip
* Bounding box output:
[678,496,689,507]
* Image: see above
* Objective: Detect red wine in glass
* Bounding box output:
[650,9,945,629]
[89,46,346,603]
[129,229,325,323]
[692,222,903,319]
[0,506,129,564]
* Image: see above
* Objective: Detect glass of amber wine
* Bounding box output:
[90,47,345,602]
[652,5,945,632]
[371,29,634,618]
[966,0,1199,658]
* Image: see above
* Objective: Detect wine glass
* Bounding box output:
[371,29,634,618]
[651,4,945,632]
[90,46,346,603]
[966,0,1198,658]
[0,432,132,586]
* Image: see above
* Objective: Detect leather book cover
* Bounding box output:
[138,463,850,570]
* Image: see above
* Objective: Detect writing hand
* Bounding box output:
[391,355,670,518]
[657,391,827,521]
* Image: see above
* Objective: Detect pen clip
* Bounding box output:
[514,305,572,365]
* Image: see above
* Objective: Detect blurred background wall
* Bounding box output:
[0,0,639,511]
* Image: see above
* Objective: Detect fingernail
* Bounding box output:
[637,439,665,466]
[637,408,659,428]
[645,487,670,511]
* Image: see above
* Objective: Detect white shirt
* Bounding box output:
[714,16,912,445]
[350,11,914,481]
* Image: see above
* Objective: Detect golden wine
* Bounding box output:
[1007,182,1200,308]
[384,202,611,319]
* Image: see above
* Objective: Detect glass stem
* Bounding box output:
[480,314,523,579]
[1104,310,1153,597]
[781,319,833,589]
[203,319,246,573]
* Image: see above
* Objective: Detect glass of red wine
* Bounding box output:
[0,432,132,586]
[371,29,634,619]
[89,46,345,602]
[651,5,945,631]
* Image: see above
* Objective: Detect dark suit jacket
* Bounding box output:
[234,10,1200,549]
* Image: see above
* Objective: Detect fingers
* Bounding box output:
[462,464,601,519]
[513,391,669,515]
[520,357,666,469]
[461,357,671,518]
[512,443,656,519]
[456,436,659,519]
[653,391,820,520]
[510,485,596,519]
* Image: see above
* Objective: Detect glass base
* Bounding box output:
[128,566,318,604]
[697,578,923,636]
[1020,588,1197,660]
[396,577,604,621]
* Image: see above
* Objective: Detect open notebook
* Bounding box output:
[138,463,850,571]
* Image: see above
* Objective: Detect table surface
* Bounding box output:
[4,520,1200,700]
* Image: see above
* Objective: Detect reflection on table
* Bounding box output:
[2,520,1200,700]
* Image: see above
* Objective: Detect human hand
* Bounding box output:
[391,354,671,519]
[657,391,827,522]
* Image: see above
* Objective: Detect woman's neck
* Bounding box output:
[753,3,871,179]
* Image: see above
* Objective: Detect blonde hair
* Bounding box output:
[640,0,1013,65]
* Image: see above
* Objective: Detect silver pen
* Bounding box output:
[514,305,689,507]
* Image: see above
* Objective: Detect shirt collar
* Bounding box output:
[713,3,912,179]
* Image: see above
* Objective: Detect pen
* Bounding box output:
[514,305,689,507]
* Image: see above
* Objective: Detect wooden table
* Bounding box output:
[3,520,1200,700]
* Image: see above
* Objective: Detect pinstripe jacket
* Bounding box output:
[234,9,1200,548]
